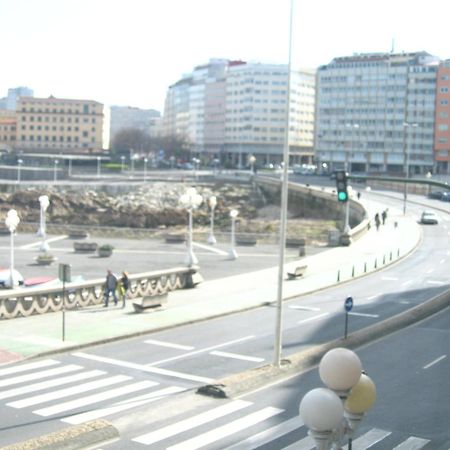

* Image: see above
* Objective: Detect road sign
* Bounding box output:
[58,263,71,283]
[344,296,353,312]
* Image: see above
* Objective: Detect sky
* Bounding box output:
[1,0,448,113]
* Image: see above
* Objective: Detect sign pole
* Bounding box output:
[344,296,353,339]
[59,264,71,342]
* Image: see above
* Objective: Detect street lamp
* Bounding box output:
[402,122,418,215]
[17,159,23,184]
[130,148,134,177]
[343,185,353,234]
[37,195,50,252]
[120,155,125,173]
[248,154,256,174]
[299,348,376,449]
[68,156,72,177]
[53,160,59,184]
[144,158,148,181]
[228,209,239,260]
[207,196,217,245]
[426,171,432,196]
[5,209,21,288]
[179,187,203,267]
[97,156,101,178]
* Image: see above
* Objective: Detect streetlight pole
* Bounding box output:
[249,154,256,174]
[207,196,217,245]
[97,156,101,178]
[343,185,352,234]
[37,195,50,253]
[402,122,418,215]
[17,159,23,184]
[144,158,148,181]
[228,209,238,260]
[5,209,20,288]
[121,155,125,173]
[180,188,203,267]
[53,160,59,184]
[68,156,72,177]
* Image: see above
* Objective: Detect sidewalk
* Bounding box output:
[0,200,422,365]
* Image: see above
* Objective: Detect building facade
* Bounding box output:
[0,113,17,152]
[7,87,34,110]
[434,60,450,174]
[110,106,161,140]
[315,52,441,175]
[15,96,104,153]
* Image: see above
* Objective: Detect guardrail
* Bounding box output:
[0,267,199,320]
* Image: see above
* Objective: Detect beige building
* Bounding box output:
[15,96,103,153]
[0,112,17,152]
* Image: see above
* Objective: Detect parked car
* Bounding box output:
[428,191,444,200]
[440,192,450,202]
[420,211,439,225]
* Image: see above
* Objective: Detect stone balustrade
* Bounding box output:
[0,267,199,320]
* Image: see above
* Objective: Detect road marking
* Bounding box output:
[147,336,255,367]
[282,435,315,449]
[423,354,447,370]
[401,280,414,287]
[20,235,68,249]
[399,300,411,304]
[144,339,194,351]
[34,380,157,417]
[381,276,398,281]
[167,407,283,450]
[0,359,59,377]
[426,280,445,285]
[209,351,265,363]
[193,242,228,255]
[426,268,434,274]
[63,386,185,424]
[72,352,214,384]
[393,436,431,449]
[288,305,321,311]
[0,364,82,387]
[343,428,391,449]
[224,416,303,450]
[0,370,105,400]
[8,374,134,408]
[348,312,379,318]
[298,313,330,325]
[132,400,252,445]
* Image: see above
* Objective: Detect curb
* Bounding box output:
[197,287,450,399]
[0,419,118,450]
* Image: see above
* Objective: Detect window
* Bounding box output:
[440,87,449,93]
[440,100,448,105]
[438,124,448,131]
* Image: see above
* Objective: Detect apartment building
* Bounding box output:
[162,59,315,166]
[315,52,440,175]
[434,60,450,173]
[15,96,103,154]
[110,106,161,140]
[0,113,17,152]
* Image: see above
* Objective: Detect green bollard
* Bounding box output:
[337,270,340,282]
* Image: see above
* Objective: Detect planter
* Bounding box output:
[69,229,89,239]
[164,233,186,243]
[98,247,113,258]
[73,242,98,253]
[236,235,257,246]
[35,253,57,265]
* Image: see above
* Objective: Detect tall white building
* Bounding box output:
[315,52,440,175]
[110,106,161,140]
[162,59,315,166]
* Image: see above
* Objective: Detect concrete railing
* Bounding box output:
[0,267,199,320]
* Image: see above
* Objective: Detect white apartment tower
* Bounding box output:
[315,52,440,175]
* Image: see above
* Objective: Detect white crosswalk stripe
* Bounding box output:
[343,428,391,449]
[393,436,431,449]
[0,359,60,376]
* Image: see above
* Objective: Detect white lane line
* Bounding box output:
[147,336,255,367]
[34,380,156,417]
[0,364,82,387]
[343,428,391,449]
[0,370,105,400]
[348,312,379,318]
[193,242,228,255]
[132,400,252,445]
[426,280,445,285]
[381,276,398,281]
[399,300,411,304]
[167,407,283,450]
[63,386,186,425]
[367,293,381,300]
[423,354,447,370]
[401,280,414,287]
[8,375,134,408]
[20,235,68,249]
[0,359,59,377]
[298,313,330,325]
[282,435,315,449]
[288,305,321,311]
[224,416,303,450]
[144,339,194,351]
[426,268,435,274]
[209,351,265,363]
[393,436,431,449]
[72,352,214,384]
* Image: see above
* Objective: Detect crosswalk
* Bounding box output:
[0,358,434,449]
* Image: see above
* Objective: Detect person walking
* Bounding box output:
[104,269,118,307]
[381,209,388,225]
[119,271,129,309]
[374,213,381,231]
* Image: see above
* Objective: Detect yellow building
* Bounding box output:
[0,112,17,152]
[15,96,103,153]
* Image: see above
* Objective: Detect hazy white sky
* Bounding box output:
[1,0,447,112]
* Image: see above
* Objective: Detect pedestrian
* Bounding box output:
[104,269,118,307]
[374,213,381,231]
[357,191,361,200]
[118,271,129,309]
[382,209,388,225]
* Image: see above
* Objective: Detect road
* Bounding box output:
[0,187,448,448]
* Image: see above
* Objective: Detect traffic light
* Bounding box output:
[335,171,348,202]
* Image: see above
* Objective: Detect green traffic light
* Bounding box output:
[338,191,348,201]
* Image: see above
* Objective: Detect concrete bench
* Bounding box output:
[287,265,307,280]
[73,242,98,253]
[164,233,186,244]
[132,293,168,313]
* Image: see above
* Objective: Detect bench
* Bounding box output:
[164,233,186,244]
[73,242,98,253]
[287,265,307,280]
[132,293,168,313]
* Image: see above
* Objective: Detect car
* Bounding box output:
[428,191,444,200]
[440,192,450,202]
[420,211,439,225]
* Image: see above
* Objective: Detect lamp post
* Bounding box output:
[179,187,203,267]
[144,158,148,181]
[53,160,59,184]
[37,195,50,252]
[130,148,134,177]
[248,154,256,174]
[207,196,217,245]
[402,122,418,215]
[299,348,376,450]
[120,155,125,173]
[228,209,239,260]
[17,159,23,184]
[68,156,72,177]
[5,209,21,288]
[97,156,101,178]
[343,185,353,234]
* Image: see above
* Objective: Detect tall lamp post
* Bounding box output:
[37,195,50,252]
[53,160,59,184]
[228,209,239,260]
[17,159,23,184]
[180,188,203,267]
[68,156,72,177]
[402,122,418,215]
[343,185,353,234]
[248,154,256,174]
[144,158,148,181]
[5,209,21,288]
[121,155,125,173]
[97,156,101,178]
[207,196,217,245]
[299,348,376,449]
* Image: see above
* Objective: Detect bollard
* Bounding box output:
[364,262,367,273]
[383,254,386,264]
[390,251,392,261]
[352,266,355,277]
[374,258,377,269]
[337,270,340,282]
[397,248,400,257]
